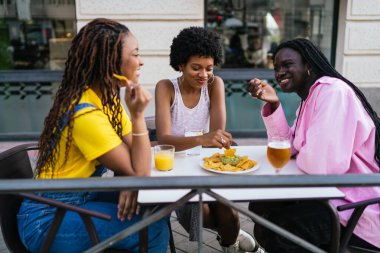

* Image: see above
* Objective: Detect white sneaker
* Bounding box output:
[219,230,266,253]
[237,229,256,251]
[221,241,241,253]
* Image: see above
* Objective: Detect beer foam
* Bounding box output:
[268,141,291,149]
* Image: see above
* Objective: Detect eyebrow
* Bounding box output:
[190,63,213,67]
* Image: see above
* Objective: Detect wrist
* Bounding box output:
[130,112,145,121]
[269,101,280,112]
[195,135,203,146]
[132,131,149,137]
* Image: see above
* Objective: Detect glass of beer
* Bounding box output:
[267,136,291,173]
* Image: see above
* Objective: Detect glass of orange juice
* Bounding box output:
[154,145,175,171]
[267,136,291,173]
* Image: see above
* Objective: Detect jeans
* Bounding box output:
[17,191,169,253]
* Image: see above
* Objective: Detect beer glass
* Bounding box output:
[267,136,291,173]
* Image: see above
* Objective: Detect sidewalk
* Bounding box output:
[0,138,266,253]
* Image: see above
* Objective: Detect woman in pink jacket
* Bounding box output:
[247,38,380,252]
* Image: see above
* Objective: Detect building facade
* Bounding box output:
[74,0,380,116]
[0,0,379,138]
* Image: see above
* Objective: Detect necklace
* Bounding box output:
[292,100,304,139]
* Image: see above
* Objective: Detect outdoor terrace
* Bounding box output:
[0,138,265,253]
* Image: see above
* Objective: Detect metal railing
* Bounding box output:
[0,69,285,140]
[1,174,380,253]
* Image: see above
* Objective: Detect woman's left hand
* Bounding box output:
[118,191,140,221]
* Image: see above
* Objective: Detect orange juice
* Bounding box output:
[154,151,174,171]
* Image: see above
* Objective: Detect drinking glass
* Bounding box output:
[267,136,291,173]
[184,130,203,156]
[154,145,175,171]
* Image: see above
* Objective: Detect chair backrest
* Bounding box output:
[0,143,39,253]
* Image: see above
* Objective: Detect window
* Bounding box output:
[0,0,76,139]
[206,0,337,69]
[0,0,76,70]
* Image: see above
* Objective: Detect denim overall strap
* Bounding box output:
[91,165,108,177]
[50,103,98,149]
[61,103,97,133]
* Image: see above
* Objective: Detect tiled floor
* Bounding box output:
[0,138,265,253]
[170,202,255,253]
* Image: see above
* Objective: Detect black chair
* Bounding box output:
[0,143,170,253]
[325,198,380,253]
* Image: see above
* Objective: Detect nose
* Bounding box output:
[198,69,207,78]
[139,57,144,66]
[276,67,286,79]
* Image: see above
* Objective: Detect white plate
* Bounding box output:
[199,158,260,174]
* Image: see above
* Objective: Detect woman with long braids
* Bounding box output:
[17,18,169,252]
[247,38,380,252]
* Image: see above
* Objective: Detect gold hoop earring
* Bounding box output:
[208,73,215,84]
[307,69,310,76]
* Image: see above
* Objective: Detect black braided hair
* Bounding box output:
[274,38,380,167]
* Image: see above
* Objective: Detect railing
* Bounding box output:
[1,174,380,253]
[0,69,299,140]
[0,70,62,140]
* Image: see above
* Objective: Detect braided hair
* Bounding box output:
[36,18,129,177]
[274,38,380,167]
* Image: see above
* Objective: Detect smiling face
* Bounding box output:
[180,55,214,88]
[120,33,144,84]
[274,48,309,95]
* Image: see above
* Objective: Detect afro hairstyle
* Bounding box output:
[169,27,223,71]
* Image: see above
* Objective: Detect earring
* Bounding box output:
[307,69,311,76]
[208,73,215,84]
[179,74,184,85]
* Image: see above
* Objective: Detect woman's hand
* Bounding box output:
[124,82,152,118]
[201,130,232,149]
[247,78,280,105]
[117,191,140,221]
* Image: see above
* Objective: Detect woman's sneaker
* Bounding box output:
[218,229,266,253]
[237,229,266,253]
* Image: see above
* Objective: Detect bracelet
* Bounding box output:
[132,131,149,137]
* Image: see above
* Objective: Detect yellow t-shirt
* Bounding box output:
[39,88,132,179]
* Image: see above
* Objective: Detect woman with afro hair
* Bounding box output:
[155,27,265,253]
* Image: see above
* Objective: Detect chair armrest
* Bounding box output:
[337,197,380,251]
[19,193,112,221]
[337,198,380,212]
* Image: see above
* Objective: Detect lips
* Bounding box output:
[196,79,207,85]
[279,78,289,88]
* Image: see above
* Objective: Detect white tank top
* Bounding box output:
[170,78,210,136]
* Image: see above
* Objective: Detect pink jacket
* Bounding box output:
[262,76,380,247]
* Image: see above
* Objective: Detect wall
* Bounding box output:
[75,0,204,116]
[75,0,380,117]
[336,0,380,113]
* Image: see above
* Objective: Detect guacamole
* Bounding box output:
[220,155,241,166]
